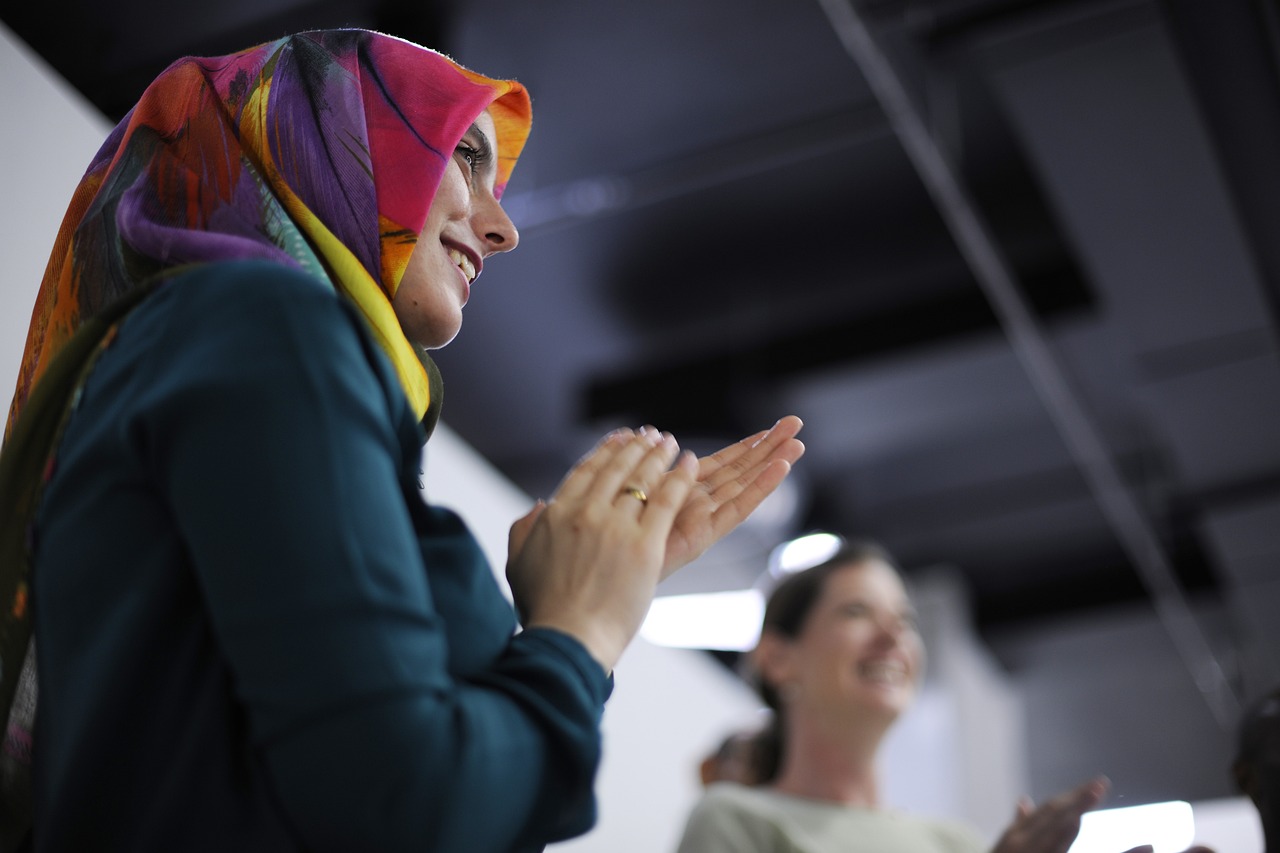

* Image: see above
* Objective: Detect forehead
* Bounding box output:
[471,110,497,146]
[818,560,910,606]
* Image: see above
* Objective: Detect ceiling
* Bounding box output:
[8,0,1280,718]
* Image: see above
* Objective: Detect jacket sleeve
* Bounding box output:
[133,262,610,852]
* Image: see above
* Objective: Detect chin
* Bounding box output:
[415,320,463,350]
[866,690,914,719]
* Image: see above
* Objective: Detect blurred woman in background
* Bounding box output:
[676,541,1208,853]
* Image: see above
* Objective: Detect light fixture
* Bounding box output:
[768,531,844,577]
[639,589,765,652]
[1067,800,1195,853]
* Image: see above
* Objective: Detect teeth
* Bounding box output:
[859,661,906,683]
[448,248,476,282]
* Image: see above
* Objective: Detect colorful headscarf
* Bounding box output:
[0,31,530,847]
[6,28,531,435]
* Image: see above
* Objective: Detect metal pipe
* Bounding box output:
[814,0,1238,726]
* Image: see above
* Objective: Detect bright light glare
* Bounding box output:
[1067,801,1194,853]
[771,532,843,576]
[639,589,765,651]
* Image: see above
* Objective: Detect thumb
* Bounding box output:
[1014,795,1034,819]
[507,500,546,564]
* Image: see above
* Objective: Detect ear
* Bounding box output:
[751,629,796,692]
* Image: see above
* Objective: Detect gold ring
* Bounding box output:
[623,486,648,503]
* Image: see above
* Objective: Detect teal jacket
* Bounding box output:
[32,261,610,852]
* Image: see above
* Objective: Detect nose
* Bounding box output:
[475,194,520,256]
[872,614,905,645]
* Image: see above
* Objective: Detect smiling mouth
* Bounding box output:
[858,660,908,684]
[448,248,477,283]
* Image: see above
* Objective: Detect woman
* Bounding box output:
[0,30,804,851]
[1234,687,1280,853]
[676,542,1207,853]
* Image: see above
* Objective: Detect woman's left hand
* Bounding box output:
[658,415,805,580]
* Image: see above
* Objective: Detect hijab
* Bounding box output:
[6,28,531,435]
[0,30,530,846]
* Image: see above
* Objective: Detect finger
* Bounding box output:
[615,431,680,507]
[1077,776,1109,810]
[1015,796,1034,819]
[582,429,668,507]
[507,500,546,562]
[551,429,636,503]
[707,415,803,472]
[642,450,699,530]
[699,416,805,495]
[709,446,799,527]
[1030,777,1107,850]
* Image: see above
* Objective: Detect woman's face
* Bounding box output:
[776,560,924,724]
[394,110,520,349]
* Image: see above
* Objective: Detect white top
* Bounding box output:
[676,783,988,853]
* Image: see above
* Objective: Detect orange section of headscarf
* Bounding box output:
[6,29,532,435]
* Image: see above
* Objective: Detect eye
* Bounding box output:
[456,144,480,174]
[839,603,871,620]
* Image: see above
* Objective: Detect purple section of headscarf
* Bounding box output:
[116,177,299,269]
[265,36,380,278]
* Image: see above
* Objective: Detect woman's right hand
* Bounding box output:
[991,777,1108,853]
[505,428,698,672]
[991,778,1215,853]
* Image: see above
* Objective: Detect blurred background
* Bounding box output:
[3,1,1278,850]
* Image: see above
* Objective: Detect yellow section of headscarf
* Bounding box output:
[240,62,431,418]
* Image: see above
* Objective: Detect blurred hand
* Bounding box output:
[506,428,697,671]
[992,777,1108,853]
[658,415,805,579]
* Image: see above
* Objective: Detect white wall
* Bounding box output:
[0,22,109,403]
[892,566,1028,841]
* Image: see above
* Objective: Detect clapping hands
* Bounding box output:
[992,777,1214,853]
[506,418,805,671]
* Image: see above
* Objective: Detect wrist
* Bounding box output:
[523,614,627,673]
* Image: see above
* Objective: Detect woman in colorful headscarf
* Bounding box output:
[0,30,805,851]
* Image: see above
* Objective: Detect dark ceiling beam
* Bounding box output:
[505,104,890,234]
[873,0,1139,47]
[2,1,453,121]
[1158,0,1280,328]
[582,262,1090,432]
[815,0,1239,725]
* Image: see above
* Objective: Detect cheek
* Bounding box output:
[907,636,926,675]
[428,164,471,218]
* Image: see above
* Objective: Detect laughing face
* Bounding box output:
[772,559,924,725]
[393,109,520,349]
